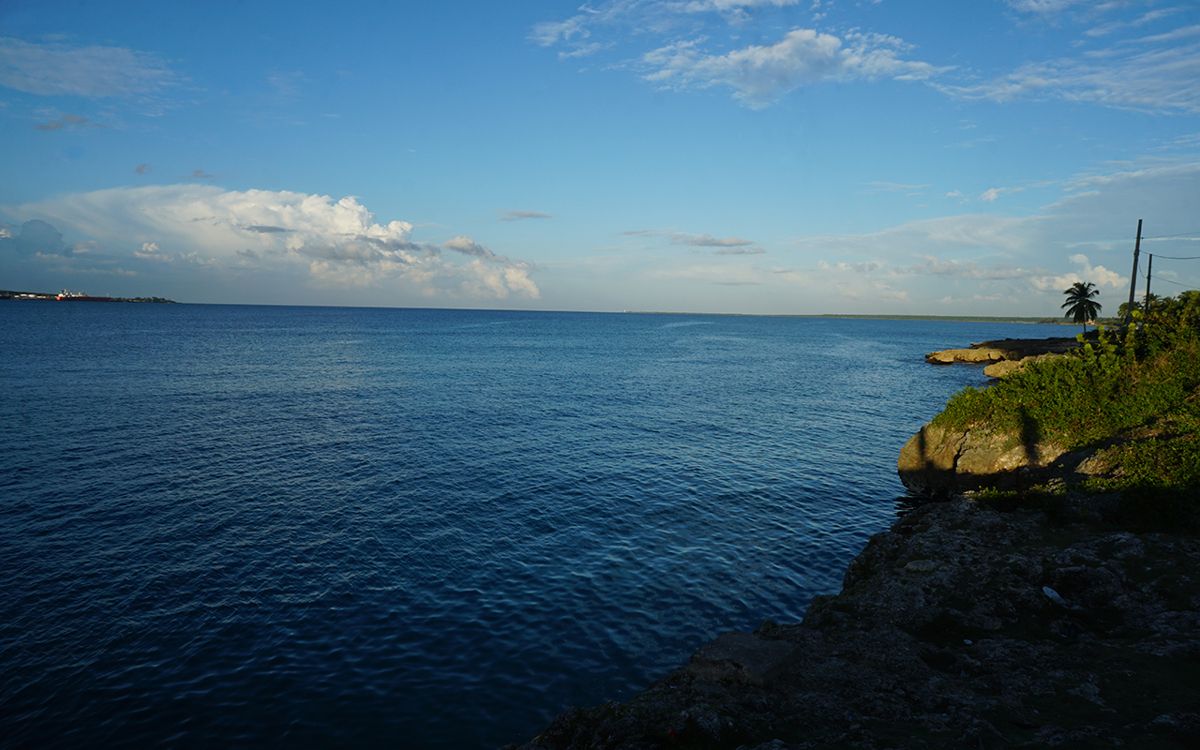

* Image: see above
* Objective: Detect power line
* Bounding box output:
[1142,230,1200,239]
[1154,276,1198,289]
[1150,254,1200,261]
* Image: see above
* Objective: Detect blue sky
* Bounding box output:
[2,0,1199,314]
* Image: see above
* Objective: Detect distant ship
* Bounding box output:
[56,289,115,302]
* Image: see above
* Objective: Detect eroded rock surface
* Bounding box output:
[513,500,1200,749]
[896,423,1070,496]
[982,353,1060,379]
[925,338,1078,367]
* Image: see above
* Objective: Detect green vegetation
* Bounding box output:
[933,290,1200,500]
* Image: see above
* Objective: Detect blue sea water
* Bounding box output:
[0,304,1070,748]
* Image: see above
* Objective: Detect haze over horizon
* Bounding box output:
[2,0,1199,315]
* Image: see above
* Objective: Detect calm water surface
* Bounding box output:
[0,304,1068,748]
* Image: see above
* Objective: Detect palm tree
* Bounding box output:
[1062,281,1102,332]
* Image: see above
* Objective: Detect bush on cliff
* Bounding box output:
[931,291,1200,495]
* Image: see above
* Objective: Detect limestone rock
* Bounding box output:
[896,422,1067,496]
[926,337,1079,366]
[983,353,1062,379]
[982,359,1025,378]
[925,347,1007,365]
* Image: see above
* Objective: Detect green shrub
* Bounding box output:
[931,291,1200,498]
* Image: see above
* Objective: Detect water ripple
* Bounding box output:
[0,304,1069,748]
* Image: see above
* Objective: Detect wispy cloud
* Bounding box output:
[1005,0,1088,16]
[670,232,754,247]
[643,29,943,107]
[624,228,764,253]
[0,37,177,98]
[865,181,929,193]
[935,30,1200,114]
[530,0,802,52]
[979,185,1029,203]
[34,113,93,131]
[501,210,553,221]
[1085,8,1184,38]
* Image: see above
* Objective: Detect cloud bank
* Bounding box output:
[5,185,539,301]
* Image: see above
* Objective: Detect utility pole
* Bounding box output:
[1125,218,1143,324]
[1144,253,1153,312]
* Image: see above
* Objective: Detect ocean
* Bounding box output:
[0,303,1069,748]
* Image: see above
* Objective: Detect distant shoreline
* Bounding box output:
[0,294,1100,322]
[1,289,175,303]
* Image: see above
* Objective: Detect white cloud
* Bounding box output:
[1086,8,1183,38]
[1005,0,1087,15]
[1032,252,1123,291]
[10,185,539,300]
[643,28,942,106]
[134,240,168,261]
[674,0,800,11]
[530,17,590,47]
[531,0,801,52]
[935,32,1200,114]
[672,0,801,20]
[0,37,176,98]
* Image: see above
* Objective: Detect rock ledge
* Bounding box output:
[513,499,1200,749]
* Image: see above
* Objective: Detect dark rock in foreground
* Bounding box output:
[513,499,1200,749]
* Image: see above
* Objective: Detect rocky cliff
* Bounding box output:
[514,332,1198,749]
[513,497,1200,749]
[924,337,1078,372]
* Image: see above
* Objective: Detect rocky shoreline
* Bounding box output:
[514,499,1200,749]
[924,337,1081,379]
[513,337,1200,750]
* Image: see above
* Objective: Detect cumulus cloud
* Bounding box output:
[1031,253,1124,291]
[0,219,65,255]
[10,185,539,300]
[643,28,943,107]
[0,37,177,98]
[135,241,168,261]
[443,235,495,257]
